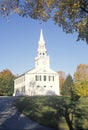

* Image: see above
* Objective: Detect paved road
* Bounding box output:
[0,97,57,130]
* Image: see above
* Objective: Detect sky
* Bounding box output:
[0,14,88,77]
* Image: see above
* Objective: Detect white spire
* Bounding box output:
[39,29,45,44]
[35,29,50,69]
[40,29,44,41]
[37,29,46,57]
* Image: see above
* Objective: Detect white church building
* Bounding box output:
[13,29,60,96]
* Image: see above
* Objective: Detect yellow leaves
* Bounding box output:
[80,19,87,26]
[14,7,19,13]
[46,0,56,7]
[74,64,88,96]
[74,82,88,96]
[73,1,80,8]
[68,1,80,15]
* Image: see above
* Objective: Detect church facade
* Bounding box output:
[13,29,60,96]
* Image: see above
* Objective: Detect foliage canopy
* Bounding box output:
[0,0,88,43]
[58,71,66,93]
[0,69,15,96]
[74,64,88,96]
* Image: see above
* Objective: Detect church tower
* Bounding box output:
[35,29,50,69]
[13,29,60,96]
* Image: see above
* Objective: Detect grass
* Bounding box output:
[14,96,88,130]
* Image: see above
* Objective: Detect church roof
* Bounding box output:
[26,67,58,75]
[14,68,35,79]
[15,67,58,80]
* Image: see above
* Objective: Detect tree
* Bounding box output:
[58,71,66,93]
[74,81,88,97]
[0,69,15,96]
[74,64,88,83]
[62,74,73,96]
[0,0,88,43]
[73,64,88,96]
[44,96,88,130]
[0,0,19,16]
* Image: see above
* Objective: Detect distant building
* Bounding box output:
[13,29,60,96]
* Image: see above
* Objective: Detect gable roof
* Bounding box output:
[26,67,58,75]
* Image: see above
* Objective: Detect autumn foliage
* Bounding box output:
[74,64,88,96]
[58,71,66,93]
[0,69,15,96]
[0,0,88,43]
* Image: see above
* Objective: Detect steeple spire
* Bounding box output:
[38,29,46,57]
[39,29,45,45]
[39,29,44,42]
[35,29,50,69]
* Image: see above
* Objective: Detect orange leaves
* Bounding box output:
[0,69,15,96]
[0,69,12,76]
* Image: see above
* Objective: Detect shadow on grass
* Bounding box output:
[15,96,69,130]
[1,111,56,130]
[15,96,88,130]
[0,96,58,130]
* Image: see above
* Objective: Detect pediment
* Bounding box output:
[26,67,57,75]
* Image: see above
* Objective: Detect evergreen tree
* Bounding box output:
[62,74,73,96]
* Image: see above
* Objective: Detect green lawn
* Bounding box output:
[14,96,88,130]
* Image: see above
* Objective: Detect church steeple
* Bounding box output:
[39,29,44,42]
[35,29,50,69]
[38,29,47,57]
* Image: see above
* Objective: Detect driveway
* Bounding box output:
[0,96,57,130]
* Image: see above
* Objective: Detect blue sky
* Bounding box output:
[0,14,88,77]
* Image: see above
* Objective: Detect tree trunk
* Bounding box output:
[64,110,74,130]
